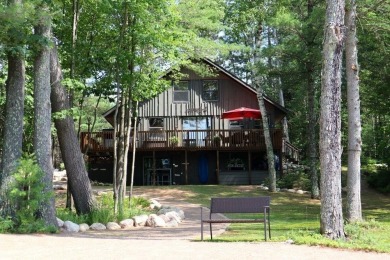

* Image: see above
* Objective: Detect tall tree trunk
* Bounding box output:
[307,65,320,199]
[33,9,57,227]
[253,24,276,192]
[129,101,139,205]
[113,3,134,216]
[279,89,290,142]
[66,0,81,211]
[319,0,346,239]
[50,45,96,214]
[0,0,25,218]
[257,89,277,192]
[306,0,320,200]
[345,0,362,222]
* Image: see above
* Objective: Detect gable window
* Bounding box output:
[149,118,164,129]
[173,81,189,102]
[202,80,218,101]
[149,118,164,140]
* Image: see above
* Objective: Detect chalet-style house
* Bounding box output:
[81,59,299,185]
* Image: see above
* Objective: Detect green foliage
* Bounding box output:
[366,168,390,194]
[277,172,311,190]
[4,154,56,233]
[56,193,152,225]
[0,217,14,233]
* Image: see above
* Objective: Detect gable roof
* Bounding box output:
[202,58,288,114]
[102,58,289,120]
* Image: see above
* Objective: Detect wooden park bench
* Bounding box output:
[200,196,271,241]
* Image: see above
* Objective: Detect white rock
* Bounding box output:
[56,217,64,227]
[157,207,185,219]
[63,221,80,233]
[146,214,166,227]
[296,190,304,194]
[53,184,67,190]
[119,219,134,229]
[133,215,149,227]
[106,222,121,230]
[165,219,179,228]
[79,223,90,232]
[285,239,294,244]
[165,211,182,223]
[287,189,296,193]
[90,223,106,230]
[150,199,162,209]
[158,214,170,223]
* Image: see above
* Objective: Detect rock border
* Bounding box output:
[59,199,185,233]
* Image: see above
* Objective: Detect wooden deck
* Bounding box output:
[80,129,299,161]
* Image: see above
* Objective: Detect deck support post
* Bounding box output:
[216,150,220,184]
[185,150,188,184]
[248,151,252,185]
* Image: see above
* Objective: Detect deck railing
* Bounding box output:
[282,139,300,162]
[80,129,285,153]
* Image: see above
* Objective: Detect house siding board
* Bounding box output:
[138,76,260,132]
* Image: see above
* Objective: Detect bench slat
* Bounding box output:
[202,219,265,223]
[210,197,270,213]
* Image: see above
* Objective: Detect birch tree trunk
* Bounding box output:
[50,45,96,215]
[345,0,362,222]
[279,89,290,142]
[257,89,277,192]
[0,0,25,218]
[253,24,276,192]
[33,9,57,227]
[319,0,345,239]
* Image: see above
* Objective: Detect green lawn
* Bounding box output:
[153,185,390,253]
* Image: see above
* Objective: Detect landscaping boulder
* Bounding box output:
[158,214,170,223]
[146,214,166,227]
[165,219,179,228]
[165,211,182,223]
[90,223,106,230]
[149,199,162,210]
[79,223,90,232]
[133,215,149,227]
[157,206,185,220]
[120,219,135,229]
[57,217,64,228]
[107,222,121,230]
[63,221,80,233]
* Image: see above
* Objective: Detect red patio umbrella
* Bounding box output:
[221,107,261,119]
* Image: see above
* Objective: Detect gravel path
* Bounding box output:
[1,186,388,259]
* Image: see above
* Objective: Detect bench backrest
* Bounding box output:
[210,197,270,214]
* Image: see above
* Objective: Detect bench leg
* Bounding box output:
[264,220,267,241]
[201,221,204,241]
[268,212,271,239]
[210,223,213,240]
[201,207,204,241]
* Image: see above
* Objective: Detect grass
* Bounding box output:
[143,184,390,253]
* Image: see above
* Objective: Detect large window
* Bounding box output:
[173,81,189,102]
[202,80,218,101]
[182,117,211,146]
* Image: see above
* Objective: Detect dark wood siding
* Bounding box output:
[138,69,263,131]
